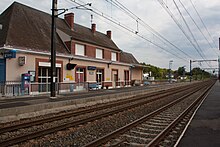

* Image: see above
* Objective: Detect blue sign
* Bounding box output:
[4,50,16,58]
[87,66,96,70]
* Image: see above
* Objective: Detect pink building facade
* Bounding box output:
[0,2,143,92]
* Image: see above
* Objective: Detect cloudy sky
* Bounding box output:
[1,0,220,71]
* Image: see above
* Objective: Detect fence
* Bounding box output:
[0,81,23,97]
[0,81,90,97]
[30,82,89,95]
[0,80,140,97]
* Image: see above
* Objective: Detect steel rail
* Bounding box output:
[0,82,199,134]
[146,81,215,146]
[83,81,213,147]
[0,82,208,147]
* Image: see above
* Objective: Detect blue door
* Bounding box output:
[0,59,6,82]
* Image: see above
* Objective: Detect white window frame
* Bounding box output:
[38,67,60,92]
[75,44,85,56]
[111,52,117,61]
[96,48,103,59]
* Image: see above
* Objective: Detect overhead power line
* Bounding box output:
[178,1,214,49]
[189,0,218,50]
[157,0,211,66]
[178,0,219,56]
[105,0,192,59]
[190,0,218,49]
[68,0,188,61]
[173,0,206,59]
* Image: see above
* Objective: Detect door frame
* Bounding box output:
[112,69,118,87]
[124,70,129,86]
[75,66,86,83]
[96,68,104,86]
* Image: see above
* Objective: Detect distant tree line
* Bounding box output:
[141,62,216,81]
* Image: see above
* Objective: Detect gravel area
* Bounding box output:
[18,89,192,146]
[0,81,206,147]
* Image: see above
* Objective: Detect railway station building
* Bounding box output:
[0,2,143,94]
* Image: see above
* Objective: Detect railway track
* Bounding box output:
[0,81,214,146]
[0,82,197,133]
[84,80,215,147]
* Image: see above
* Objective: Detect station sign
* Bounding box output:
[4,50,16,59]
[87,66,96,70]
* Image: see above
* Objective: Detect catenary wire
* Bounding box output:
[189,0,218,50]
[173,0,206,58]
[105,0,193,59]
[172,0,211,67]
[157,0,211,67]
[178,0,219,56]
[67,0,188,62]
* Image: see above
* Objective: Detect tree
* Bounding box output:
[141,63,171,79]
[191,67,212,80]
[177,67,185,76]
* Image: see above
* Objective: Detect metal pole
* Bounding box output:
[50,0,57,98]
[169,64,171,83]
[169,60,173,83]
[219,37,220,50]
[218,56,220,82]
[183,66,185,81]
[190,60,192,82]
[202,70,204,81]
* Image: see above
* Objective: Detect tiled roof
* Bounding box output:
[0,2,120,53]
[58,22,120,51]
[120,51,139,65]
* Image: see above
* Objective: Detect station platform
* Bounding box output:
[177,81,220,147]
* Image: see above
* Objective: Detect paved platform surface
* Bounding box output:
[178,81,220,147]
[0,86,148,109]
[0,84,169,110]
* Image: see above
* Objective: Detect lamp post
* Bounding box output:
[169,60,173,83]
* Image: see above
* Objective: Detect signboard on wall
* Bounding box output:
[87,66,96,70]
[4,50,16,58]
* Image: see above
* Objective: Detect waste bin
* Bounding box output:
[70,84,74,92]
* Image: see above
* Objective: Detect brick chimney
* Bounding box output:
[64,13,74,30]
[106,30,112,39]
[91,23,96,33]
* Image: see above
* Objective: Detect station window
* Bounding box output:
[75,44,85,56]
[96,48,103,59]
[111,52,117,61]
[38,67,60,92]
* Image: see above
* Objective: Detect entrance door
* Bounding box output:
[112,70,118,88]
[124,70,129,86]
[75,67,85,90]
[0,59,6,82]
[96,69,104,87]
[75,67,85,83]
